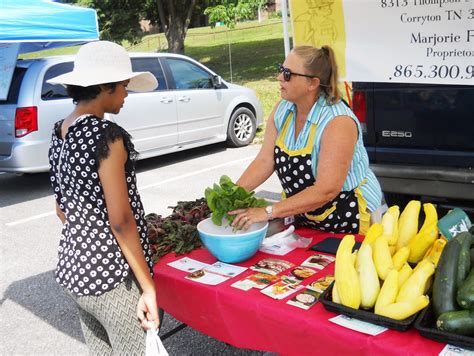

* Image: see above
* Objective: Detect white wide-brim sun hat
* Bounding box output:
[47,41,158,92]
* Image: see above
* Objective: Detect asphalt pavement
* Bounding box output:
[0,142,281,355]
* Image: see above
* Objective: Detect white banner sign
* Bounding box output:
[291,0,473,85]
[0,43,20,101]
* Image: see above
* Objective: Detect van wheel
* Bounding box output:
[226,107,256,147]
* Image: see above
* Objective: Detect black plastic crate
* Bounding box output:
[414,305,474,351]
[319,282,421,331]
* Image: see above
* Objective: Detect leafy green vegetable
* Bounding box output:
[146,198,211,263]
[204,175,268,226]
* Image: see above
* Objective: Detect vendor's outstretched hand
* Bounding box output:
[229,207,268,230]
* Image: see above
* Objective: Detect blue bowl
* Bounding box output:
[197,217,268,263]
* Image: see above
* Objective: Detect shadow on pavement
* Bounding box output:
[0,172,52,208]
[2,270,84,343]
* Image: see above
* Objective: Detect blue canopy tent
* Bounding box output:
[0,0,99,54]
[0,0,99,99]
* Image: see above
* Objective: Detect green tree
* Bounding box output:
[204,0,265,28]
[75,0,145,45]
[143,0,198,54]
[71,0,267,54]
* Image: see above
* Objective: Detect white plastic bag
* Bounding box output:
[259,225,312,255]
[146,329,169,356]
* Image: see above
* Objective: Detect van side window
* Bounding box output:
[131,58,167,91]
[0,67,26,104]
[42,62,74,100]
[166,58,213,90]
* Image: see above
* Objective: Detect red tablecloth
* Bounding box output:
[153,229,445,356]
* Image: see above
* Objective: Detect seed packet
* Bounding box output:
[280,266,316,285]
[250,258,295,275]
[301,254,335,270]
[286,289,321,310]
[288,266,317,281]
[231,273,280,291]
[306,275,335,293]
[260,281,304,300]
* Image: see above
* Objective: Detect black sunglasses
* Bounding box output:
[278,64,317,81]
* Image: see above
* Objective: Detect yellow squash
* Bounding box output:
[423,238,446,267]
[389,245,397,256]
[381,212,396,245]
[374,269,399,314]
[396,259,435,302]
[373,235,394,280]
[397,200,421,251]
[418,203,438,234]
[398,263,413,286]
[392,246,410,271]
[385,206,400,245]
[376,295,429,320]
[407,224,438,263]
[361,223,383,247]
[351,250,358,266]
[356,244,380,309]
[332,281,341,304]
[335,235,361,309]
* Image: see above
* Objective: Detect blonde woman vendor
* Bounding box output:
[230,45,383,234]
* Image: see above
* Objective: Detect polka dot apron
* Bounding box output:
[274,113,368,234]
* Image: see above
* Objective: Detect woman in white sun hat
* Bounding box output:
[47,40,159,354]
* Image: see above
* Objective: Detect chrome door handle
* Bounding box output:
[159,98,173,103]
[177,96,191,102]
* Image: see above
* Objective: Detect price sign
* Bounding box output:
[290,0,473,85]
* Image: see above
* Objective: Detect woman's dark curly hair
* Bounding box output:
[66,82,118,104]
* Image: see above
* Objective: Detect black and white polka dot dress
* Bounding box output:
[48,115,152,297]
[274,116,361,234]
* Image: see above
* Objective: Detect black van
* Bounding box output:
[351,82,474,211]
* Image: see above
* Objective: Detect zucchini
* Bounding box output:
[432,238,462,318]
[455,232,472,288]
[457,268,474,309]
[437,309,474,336]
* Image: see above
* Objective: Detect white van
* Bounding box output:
[0,52,263,173]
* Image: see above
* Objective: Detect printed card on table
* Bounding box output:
[329,315,387,336]
[185,269,228,285]
[167,257,210,272]
[287,266,317,281]
[259,242,296,256]
[170,258,247,286]
[231,273,280,291]
[301,254,336,270]
[306,275,335,293]
[260,281,304,300]
[439,344,473,356]
[205,261,247,278]
[286,289,321,310]
[250,258,295,275]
